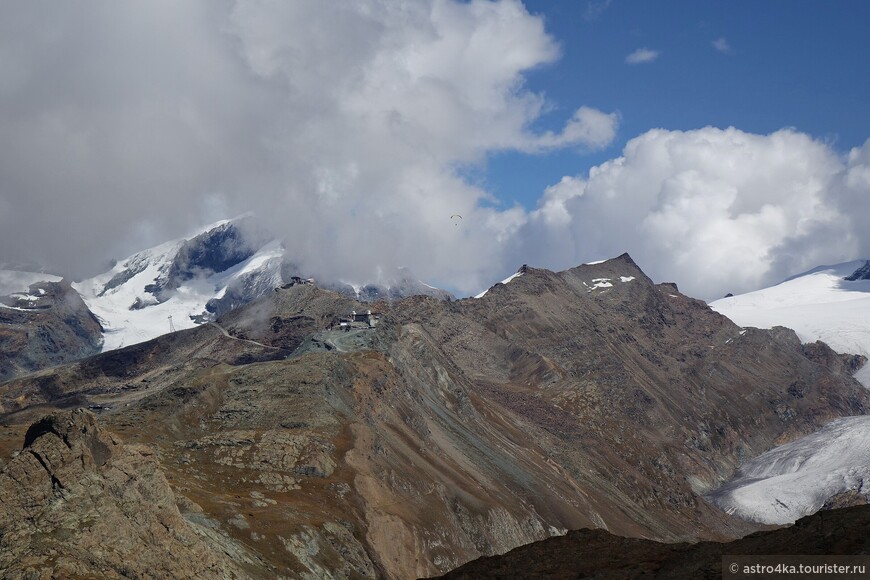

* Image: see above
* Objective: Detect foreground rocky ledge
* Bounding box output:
[436,504,870,579]
[0,409,250,579]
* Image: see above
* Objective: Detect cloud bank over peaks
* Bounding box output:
[513,127,866,300]
[4,1,869,301]
[223,0,619,291]
[0,0,616,295]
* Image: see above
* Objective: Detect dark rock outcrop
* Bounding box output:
[436,505,870,579]
[0,409,248,578]
[205,255,284,318]
[844,260,870,281]
[146,218,264,302]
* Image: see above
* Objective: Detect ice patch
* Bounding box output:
[708,416,870,525]
[501,271,524,285]
[11,293,39,302]
[620,276,635,283]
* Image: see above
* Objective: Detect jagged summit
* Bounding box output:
[141,216,269,302]
[73,218,287,351]
[474,253,646,299]
[0,409,245,577]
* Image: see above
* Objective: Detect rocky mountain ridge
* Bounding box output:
[844,260,870,281]
[711,258,870,386]
[0,218,454,382]
[1,254,868,577]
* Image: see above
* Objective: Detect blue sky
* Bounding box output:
[487,1,870,210]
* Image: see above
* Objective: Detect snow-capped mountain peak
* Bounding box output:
[71,217,454,351]
[711,259,870,386]
[703,260,870,527]
[73,218,282,351]
[473,267,525,299]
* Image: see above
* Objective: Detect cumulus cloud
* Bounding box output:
[513,127,865,300]
[530,106,619,152]
[0,0,617,293]
[625,48,661,64]
[712,37,732,54]
[4,2,870,302]
[836,139,870,257]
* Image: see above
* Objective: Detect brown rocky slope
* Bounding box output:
[1,254,868,578]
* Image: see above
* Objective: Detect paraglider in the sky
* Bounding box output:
[450,214,462,226]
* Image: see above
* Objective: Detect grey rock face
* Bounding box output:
[145,218,263,302]
[0,409,248,578]
[0,280,102,382]
[844,260,870,281]
[205,256,284,318]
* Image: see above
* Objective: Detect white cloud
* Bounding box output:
[712,37,732,54]
[514,127,864,300]
[625,48,660,64]
[222,0,619,290]
[0,0,615,293]
[835,139,870,258]
[5,2,870,302]
[530,106,619,152]
[537,176,586,227]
